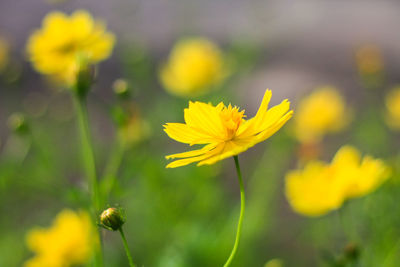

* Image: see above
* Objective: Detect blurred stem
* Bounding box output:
[337,203,359,243]
[28,132,52,172]
[73,95,103,267]
[119,227,136,267]
[383,238,400,266]
[337,207,356,248]
[223,156,246,267]
[100,139,125,205]
[74,95,101,211]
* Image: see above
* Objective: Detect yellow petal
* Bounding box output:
[255,110,293,143]
[165,143,218,159]
[184,101,225,139]
[345,156,389,198]
[164,123,216,145]
[332,145,360,166]
[235,90,272,137]
[256,99,291,132]
[201,112,293,166]
[285,161,345,216]
[166,144,224,168]
[237,94,290,139]
[254,89,272,121]
[197,140,252,166]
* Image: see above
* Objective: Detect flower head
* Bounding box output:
[113,79,130,98]
[8,112,29,135]
[100,207,125,231]
[385,87,400,130]
[293,86,350,143]
[164,89,293,168]
[159,37,226,97]
[25,209,97,267]
[285,145,389,217]
[26,10,115,86]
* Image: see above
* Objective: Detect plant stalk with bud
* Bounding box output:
[100,207,136,267]
[69,57,104,267]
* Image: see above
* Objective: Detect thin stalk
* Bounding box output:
[73,95,103,267]
[74,96,101,211]
[100,139,125,205]
[119,227,136,267]
[223,156,246,267]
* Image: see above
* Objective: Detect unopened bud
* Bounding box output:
[113,79,130,98]
[344,243,359,261]
[71,55,95,97]
[8,113,29,135]
[264,259,283,267]
[100,207,125,231]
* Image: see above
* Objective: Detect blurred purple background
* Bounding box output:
[1,0,400,110]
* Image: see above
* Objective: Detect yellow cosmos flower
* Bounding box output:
[164,89,293,168]
[285,145,389,217]
[26,10,115,86]
[0,37,9,72]
[25,209,96,267]
[385,87,400,130]
[293,87,349,143]
[160,37,226,97]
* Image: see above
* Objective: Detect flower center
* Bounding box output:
[220,104,245,140]
[57,42,78,55]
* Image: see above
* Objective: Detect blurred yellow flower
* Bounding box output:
[160,37,226,97]
[293,87,349,143]
[164,89,293,167]
[385,87,400,130]
[26,10,115,86]
[285,146,389,217]
[0,37,9,72]
[25,209,96,267]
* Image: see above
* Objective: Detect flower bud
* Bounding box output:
[264,259,283,267]
[344,243,359,262]
[8,113,29,135]
[70,55,95,97]
[100,207,125,231]
[113,79,130,98]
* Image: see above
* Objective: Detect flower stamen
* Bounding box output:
[220,104,245,140]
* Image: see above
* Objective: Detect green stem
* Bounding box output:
[73,95,103,267]
[223,156,246,267]
[100,139,125,205]
[119,227,136,267]
[74,96,101,211]
[383,238,400,266]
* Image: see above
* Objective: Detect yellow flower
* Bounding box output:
[293,87,349,143]
[0,37,9,72]
[164,89,293,168]
[26,10,115,86]
[285,146,389,217]
[25,209,96,267]
[160,37,226,97]
[385,87,400,130]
